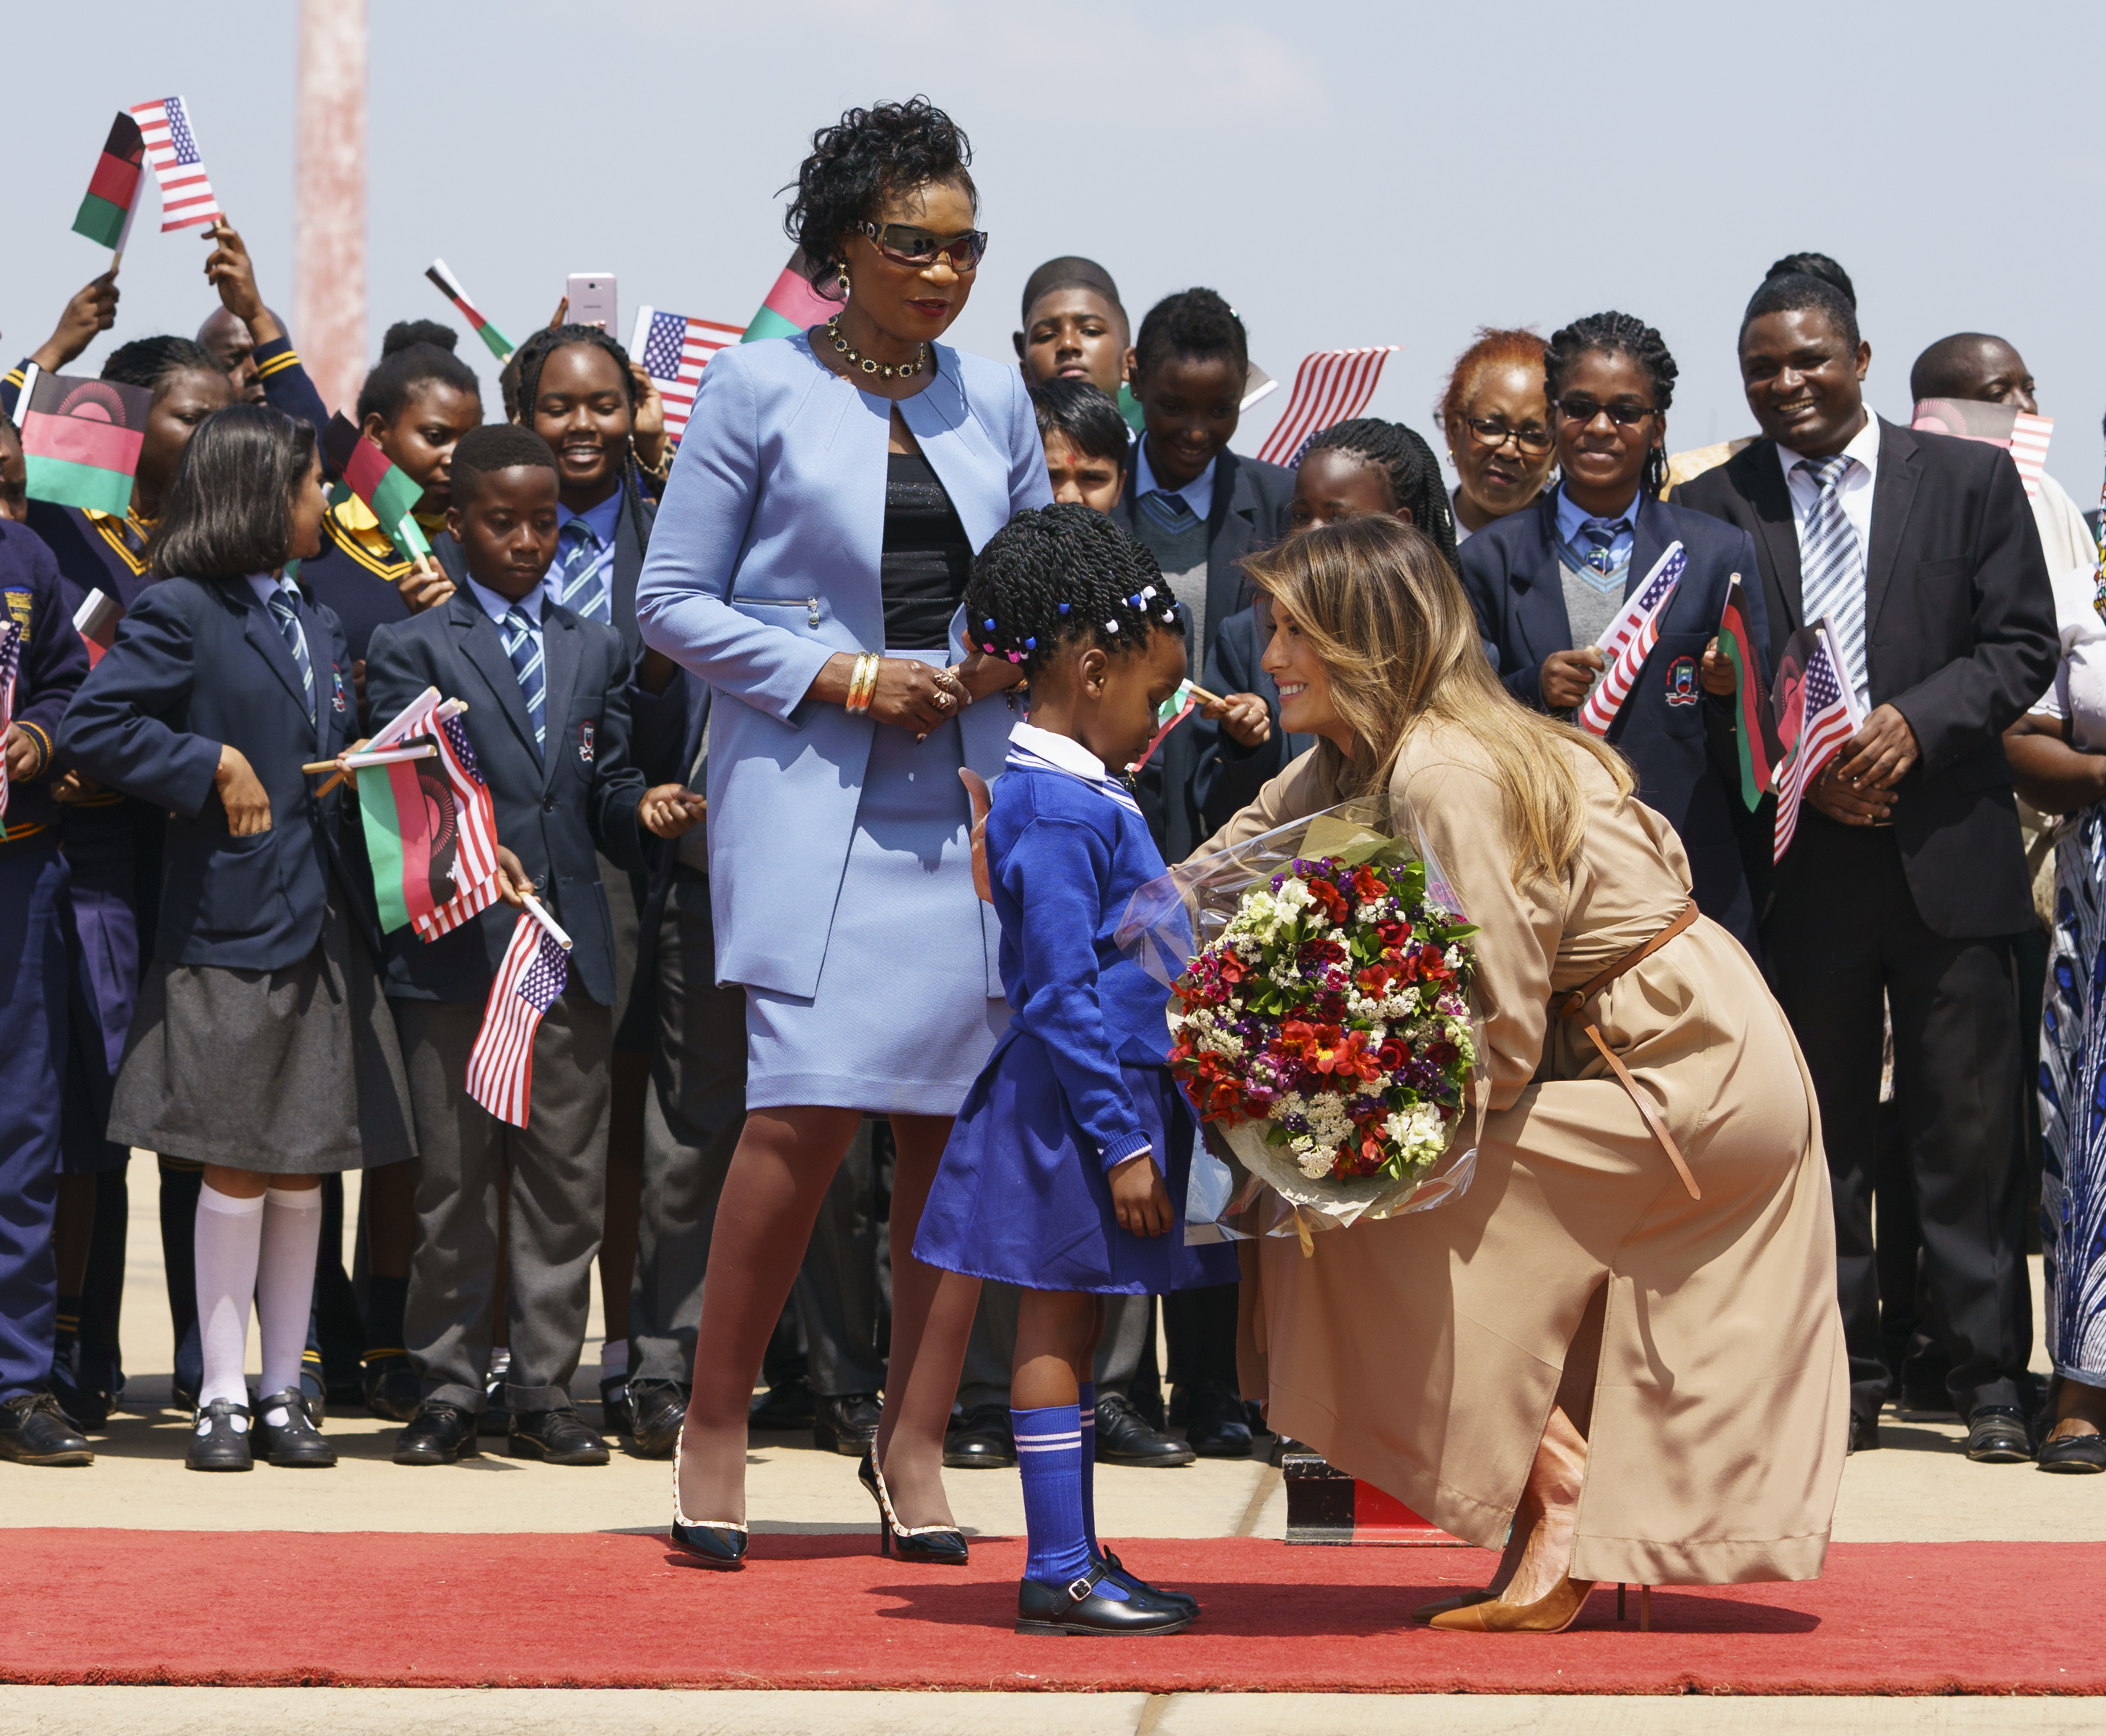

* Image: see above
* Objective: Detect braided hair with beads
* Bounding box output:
[962,504,1184,679]
[508,322,653,557]
[1542,311,1679,498]
[1301,418,1459,573]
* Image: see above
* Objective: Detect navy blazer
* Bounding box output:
[1459,491,1770,947]
[56,575,356,970]
[0,520,91,847]
[1189,603,1316,843]
[1106,446,1295,861]
[363,589,647,1007]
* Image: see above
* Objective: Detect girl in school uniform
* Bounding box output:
[913,504,1238,1636]
[58,405,417,1473]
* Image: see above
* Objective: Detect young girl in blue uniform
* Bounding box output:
[914,504,1237,1636]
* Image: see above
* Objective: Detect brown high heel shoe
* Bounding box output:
[1410,1587,1498,1623]
[1427,1574,1596,1633]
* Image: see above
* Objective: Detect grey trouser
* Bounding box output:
[958,1286,1152,1412]
[396,994,610,1412]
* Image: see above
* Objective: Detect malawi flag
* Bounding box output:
[322,413,431,561]
[74,113,145,250]
[426,258,515,361]
[357,694,501,935]
[1718,577,1781,811]
[17,367,153,516]
[741,248,838,343]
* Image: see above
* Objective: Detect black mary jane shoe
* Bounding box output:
[186,1398,255,1472]
[670,1432,748,1569]
[860,1447,969,1564]
[1016,1561,1194,1636]
[255,1389,338,1468]
[2037,1429,2106,1473]
[1098,1548,1198,1615]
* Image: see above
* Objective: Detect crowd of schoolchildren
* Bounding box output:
[1,206,2101,1524]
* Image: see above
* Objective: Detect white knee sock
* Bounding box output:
[195,1185,265,1411]
[258,1185,325,1416]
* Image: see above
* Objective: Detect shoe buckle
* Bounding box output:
[1065,1565,1103,1605]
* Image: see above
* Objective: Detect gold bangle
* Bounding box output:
[845,652,880,714]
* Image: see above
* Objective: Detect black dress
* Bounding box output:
[880,452,973,650]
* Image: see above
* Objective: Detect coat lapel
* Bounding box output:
[1625,492,1673,605]
[611,494,650,662]
[538,609,582,791]
[1862,418,1921,646]
[452,594,540,760]
[240,589,316,733]
[1202,450,1258,658]
[1736,440,1806,632]
[1509,492,1574,664]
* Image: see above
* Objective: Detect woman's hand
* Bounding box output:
[959,768,992,903]
[1539,647,1604,710]
[494,845,531,908]
[868,659,964,732]
[1109,1152,1171,1238]
[639,784,707,839]
[1203,691,1271,748]
[214,744,273,836]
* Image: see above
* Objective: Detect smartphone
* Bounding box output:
[566,273,617,334]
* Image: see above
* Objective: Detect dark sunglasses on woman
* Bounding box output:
[1554,397,1656,428]
[857,222,988,271]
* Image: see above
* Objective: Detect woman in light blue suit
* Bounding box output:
[637,100,1050,1567]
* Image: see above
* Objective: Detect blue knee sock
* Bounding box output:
[1012,1403,1123,1595]
[1078,1382,1100,1560]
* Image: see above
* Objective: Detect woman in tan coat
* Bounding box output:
[1206,516,1847,1631]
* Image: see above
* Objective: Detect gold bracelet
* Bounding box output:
[845,652,881,714]
[632,439,672,482]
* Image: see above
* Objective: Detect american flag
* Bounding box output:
[1254,346,1400,466]
[0,621,19,823]
[1773,620,1866,863]
[410,709,503,940]
[129,97,222,232]
[633,306,746,444]
[2008,411,2053,500]
[465,913,571,1127]
[1576,542,1687,737]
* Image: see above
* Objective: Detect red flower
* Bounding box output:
[1307,879,1350,924]
[1351,866,1386,901]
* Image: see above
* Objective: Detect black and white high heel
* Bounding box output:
[669,1426,747,1569]
[860,1446,969,1564]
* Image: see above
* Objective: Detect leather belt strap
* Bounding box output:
[1554,900,1702,1201]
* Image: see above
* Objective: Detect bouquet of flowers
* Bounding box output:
[1119,801,1484,1233]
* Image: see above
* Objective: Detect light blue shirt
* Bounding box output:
[1553,483,1642,572]
[547,489,624,613]
[464,570,545,646]
[1135,439,1215,522]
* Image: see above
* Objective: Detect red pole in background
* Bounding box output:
[295,0,367,417]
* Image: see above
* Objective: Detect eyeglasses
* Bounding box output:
[857,222,988,271]
[1554,397,1656,428]
[1463,416,1554,455]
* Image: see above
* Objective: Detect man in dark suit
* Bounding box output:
[1677,273,2058,1461]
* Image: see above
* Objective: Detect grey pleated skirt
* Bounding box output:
[108,889,417,1174]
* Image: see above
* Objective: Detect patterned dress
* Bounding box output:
[2040,808,2106,1383]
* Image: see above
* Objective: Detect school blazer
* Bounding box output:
[1675,422,2058,938]
[56,574,357,971]
[1106,447,1295,861]
[635,334,1052,999]
[363,591,647,1007]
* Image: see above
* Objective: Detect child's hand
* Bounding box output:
[958,768,992,903]
[201,222,281,343]
[4,723,42,783]
[953,649,1027,703]
[395,556,455,615]
[1202,691,1272,748]
[494,845,531,908]
[214,744,272,836]
[639,784,706,839]
[1109,1151,1171,1238]
[629,364,668,475]
[1700,636,1736,696]
[31,271,120,373]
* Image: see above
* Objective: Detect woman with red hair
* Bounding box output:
[1438,328,1556,540]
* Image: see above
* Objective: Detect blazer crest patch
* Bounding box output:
[1664,655,1700,707]
[578,719,595,763]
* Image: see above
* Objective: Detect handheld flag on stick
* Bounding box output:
[742,249,839,343]
[321,413,432,563]
[72,589,121,666]
[1717,576,1780,810]
[1912,398,2054,501]
[74,113,145,252]
[352,693,499,938]
[1770,619,1866,863]
[0,621,20,828]
[129,97,221,232]
[466,908,572,1126]
[15,366,152,517]
[1254,347,1399,466]
[1576,542,1687,737]
[426,259,515,361]
[633,307,745,445]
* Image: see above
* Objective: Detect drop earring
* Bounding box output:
[836,267,852,302]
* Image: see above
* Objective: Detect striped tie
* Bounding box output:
[1137,489,1200,535]
[266,589,315,719]
[499,605,546,755]
[1578,516,1631,579]
[555,520,612,624]
[1794,456,1868,710]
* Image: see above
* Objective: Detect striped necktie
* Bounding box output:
[555,519,613,624]
[1137,489,1200,535]
[1577,516,1631,579]
[266,589,315,719]
[1794,455,1868,709]
[499,604,546,755]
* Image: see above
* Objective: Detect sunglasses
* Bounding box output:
[1463,416,1554,455]
[1554,397,1656,428]
[857,222,988,271]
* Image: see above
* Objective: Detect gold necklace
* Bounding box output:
[827,314,927,382]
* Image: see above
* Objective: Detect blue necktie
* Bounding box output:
[1577,516,1631,579]
[554,519,612,625]
[499,604,546,755]
[1137,489,1200,535]
[1794,456,1868,711]
[266,589,314,719]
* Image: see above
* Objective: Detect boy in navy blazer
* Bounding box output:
[362,424,698,1468]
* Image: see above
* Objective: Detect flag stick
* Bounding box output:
[1187,683,1225,707]
[303,743,437,775]
[519,890,573,952]
[364,684,440,750]
[313,697,470,792]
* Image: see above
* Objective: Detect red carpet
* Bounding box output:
[4,1530,2102,1695]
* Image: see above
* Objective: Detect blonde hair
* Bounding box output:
[1241,515,1632,888]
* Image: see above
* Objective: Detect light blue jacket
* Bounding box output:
[635,334,1052,997]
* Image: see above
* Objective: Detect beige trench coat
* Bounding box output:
[1206,724,1848,1585]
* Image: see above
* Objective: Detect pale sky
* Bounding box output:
[9,0,2105,504]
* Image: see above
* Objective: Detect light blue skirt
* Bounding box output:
[745,652,1008,1115]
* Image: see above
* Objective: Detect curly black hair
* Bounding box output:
[507,323,650,553]
[1543,311,1678,497]
[964,504,1184,679]
[785,97,976,294]
[102,336,222,398]
[1132,287,1248,383]
[1302,418,1459,574]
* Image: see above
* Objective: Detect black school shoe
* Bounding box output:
[186,1399,254,1472]
[1181,1381,1252,1458]
[393,1400,481,1465]
[0,1393,95,1465]
[1095,1392,1194,1468]
[944,1403,1017,1469]
[255,1389,337,1468]
[627,1380,689,1458]
[1099,1548,1198,1615]
[813,1392,882,1456]
[748,1373,817,1432]
[362,1354,421,1423]
[1965,1405,2035,1463]
[1017,1562,1194,1636]
[510,1406,611,1465]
